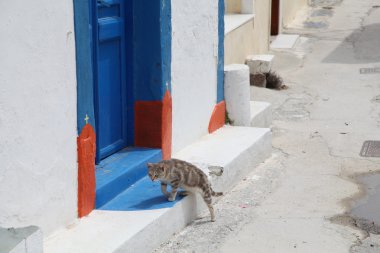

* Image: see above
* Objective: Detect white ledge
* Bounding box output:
[224,14,255,35]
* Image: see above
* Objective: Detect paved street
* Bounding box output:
[156,0,380,252]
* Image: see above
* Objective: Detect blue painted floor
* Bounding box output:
[98,176,184,211]
[96,147,161,190]
[95,147,183,211]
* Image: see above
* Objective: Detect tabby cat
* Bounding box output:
[147,159,223,222]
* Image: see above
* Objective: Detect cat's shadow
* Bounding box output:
[129,195,184,210]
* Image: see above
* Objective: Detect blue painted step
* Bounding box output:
[96,147,162,208]
[99,176,184,211]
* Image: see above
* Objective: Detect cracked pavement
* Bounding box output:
[155,0,380,252]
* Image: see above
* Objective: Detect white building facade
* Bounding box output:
[0,0,225,238]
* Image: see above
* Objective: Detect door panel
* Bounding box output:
[95,0,127,160]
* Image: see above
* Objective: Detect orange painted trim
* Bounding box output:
[134,90,172,159]
[162,90,172,159]
[208,100,226,133]
[134,101,163,148]
[77,124,96,218]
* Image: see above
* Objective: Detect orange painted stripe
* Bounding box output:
[134,90,172,159]
[134,101,163,148]
[208,100,226,133]
[77,124,96,217]
[162,90,172,160]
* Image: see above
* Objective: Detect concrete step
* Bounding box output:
[0,226,42,253]
[44,126,272,253]
[250,101,272,128]
[95,148,162,208]
[270,34,300,50]
[246,54,275,74]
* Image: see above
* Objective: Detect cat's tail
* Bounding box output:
[211,189,223,197]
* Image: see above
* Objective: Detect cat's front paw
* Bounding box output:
[168,196,175,202]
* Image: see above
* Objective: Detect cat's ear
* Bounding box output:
[159,164,165,172]
[147,163,153,168]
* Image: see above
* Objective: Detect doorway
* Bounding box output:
[271,0,280,35]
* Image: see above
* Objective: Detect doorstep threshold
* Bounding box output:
[95,147,162,209]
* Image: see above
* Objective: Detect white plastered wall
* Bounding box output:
[226,0,241,13]
[224,0,271,64]
[0,0,78,235]
[171,0,219,153]
[281,0,308,28]
[252,0,271,54]
[225,21,255,64]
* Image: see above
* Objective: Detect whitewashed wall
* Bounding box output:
[281,0,308,29]
[225,21,255,64]
[252,0,271,54]
[0,0,78,235]
[171,0,219,153]
[224,0,271,64]
[226,0,241,13]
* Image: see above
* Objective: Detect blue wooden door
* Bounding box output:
[94,0,128,160]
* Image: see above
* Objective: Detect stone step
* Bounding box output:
[95,148,162,208]
[250,101,272,128]
[270,34,300,50]
[246,54,275,74]
[0,226,42,253]
[44,126,272,253]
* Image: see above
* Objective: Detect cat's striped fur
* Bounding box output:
[147,159,223,222]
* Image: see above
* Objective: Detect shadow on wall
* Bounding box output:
[323,23,380,64]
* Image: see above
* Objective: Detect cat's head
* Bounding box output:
[147,162,165,181]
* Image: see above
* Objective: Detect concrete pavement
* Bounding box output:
[156,0,380,252]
